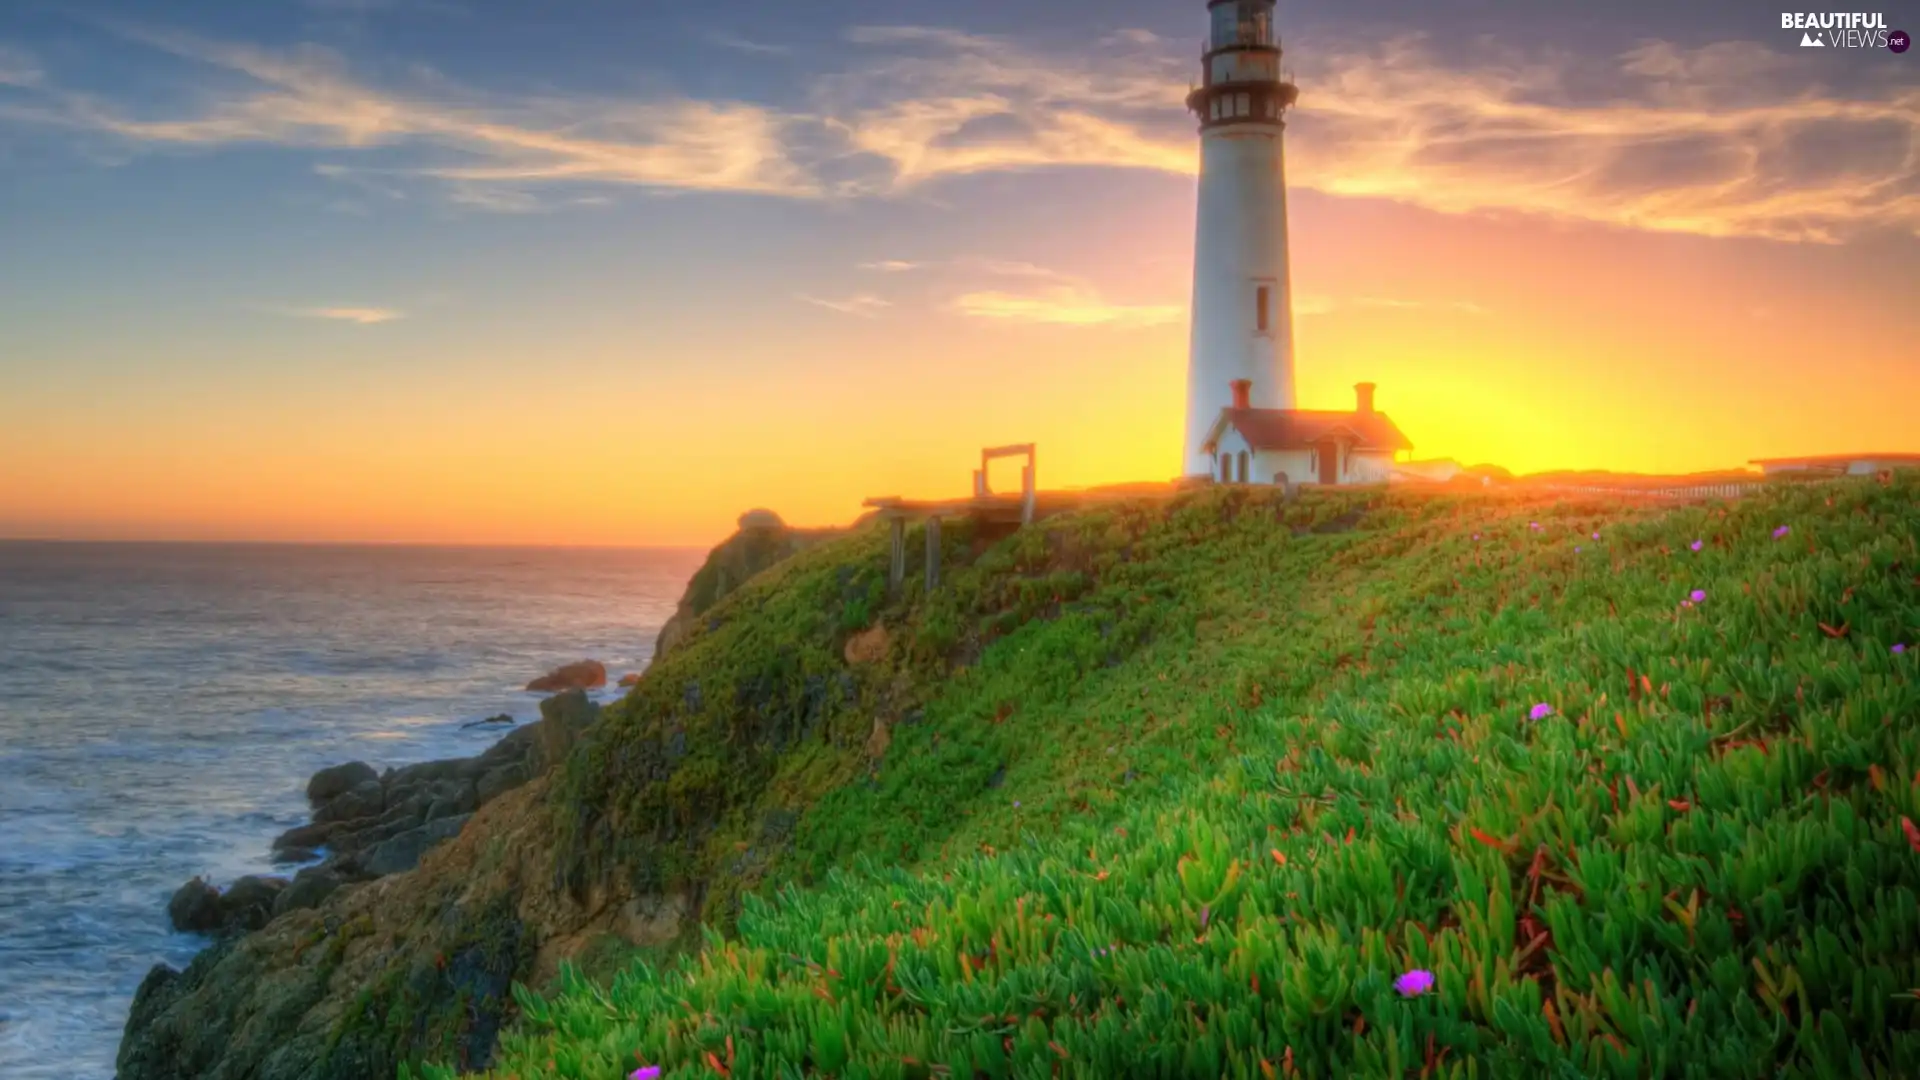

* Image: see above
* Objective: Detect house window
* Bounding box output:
[1256,286,1270,332]
[1237,451,1249,483]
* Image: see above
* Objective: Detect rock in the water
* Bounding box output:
[461,713,515,729]
[218,876,287,934]
[525,659,606,693]
[167,878,223,934]
[361,814,472,877]
[313,777,386,824]
[273,864,347,916]
[617,672,640,687]
[168,875,288,936]
[271,820,339,857]
[305,761,378,806]
[270,846,320,866]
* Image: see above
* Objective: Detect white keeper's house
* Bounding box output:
[1200,379,1413,486]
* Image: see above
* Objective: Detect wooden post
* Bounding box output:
[889,516,906,591]
[1020,464,1035,525]
[925,515,942,591]
[974,469,987,498]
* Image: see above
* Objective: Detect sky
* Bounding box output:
[0,0,1916,546]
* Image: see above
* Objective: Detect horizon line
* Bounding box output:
[0,536,716,552]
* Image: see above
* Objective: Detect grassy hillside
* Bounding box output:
[415,476,1919,1079]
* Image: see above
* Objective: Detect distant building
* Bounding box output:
[1748,453,1920,477]
[1199,380,1413,486]
[1389,458,1464,484]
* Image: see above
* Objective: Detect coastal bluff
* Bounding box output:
[649,509,842,659]
[115,512,832,1080]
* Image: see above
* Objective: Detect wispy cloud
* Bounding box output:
[1284,37,1920,243]
[0,44,41,88]
[290,306,405,324]
[815,27,1919,242]
[857,259,922,272]
[302,0,467,15]
[6,22,1916,241]
[705,31,792,56]
[951,262,1181,328]
[445,183,546,213]
[797,293,891,317]
[6,23,820,207]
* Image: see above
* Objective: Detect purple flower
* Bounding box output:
[1690,590,1706,603]
[1690,540,1703,552]
[1472,533,1481,541]
[1575,546,1582,553]
[1394,969,1436,997]
[1592,532,1600,540]
[1013,800,1021,808]
[1529,521,1541,530]
[1895,643,1907,654]
[1681,600,1693,608]
[631,1068,663,1080]
[1774,525,1790,539]
[1529,703,1554,721]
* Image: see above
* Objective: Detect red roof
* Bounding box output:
[1205,408,1413,453]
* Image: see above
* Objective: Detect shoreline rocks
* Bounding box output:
[525,659,606,693]
[167,875,289,937]
[125,691,603,1079]
[161,692,603,934]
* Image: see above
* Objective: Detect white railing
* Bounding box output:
[1537,482,1771,500]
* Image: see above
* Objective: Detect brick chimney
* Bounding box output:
[1230,379,1252,410]
[1355,382,1376,415]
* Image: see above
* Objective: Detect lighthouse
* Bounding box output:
[1181,0,1300,478]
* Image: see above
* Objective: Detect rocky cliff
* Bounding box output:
[116,512,837,1079]
[650,509,843,660]
[117,692,604,1080]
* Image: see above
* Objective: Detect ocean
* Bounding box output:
[0,540,707,1080]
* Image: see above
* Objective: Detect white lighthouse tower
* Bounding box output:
[1181,0,1300,478]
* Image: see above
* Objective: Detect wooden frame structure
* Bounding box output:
[865,443,1039,593]
[973,443,1038,526]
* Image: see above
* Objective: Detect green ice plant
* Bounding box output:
[407,473,1920,1080]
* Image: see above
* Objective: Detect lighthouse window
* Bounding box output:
[1210,98,1220,120]
[1236,93,1251,117]
[1210,5,1236,49]
[1256,286,1270,332]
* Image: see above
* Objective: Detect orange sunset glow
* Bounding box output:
[1,5,1915,546]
